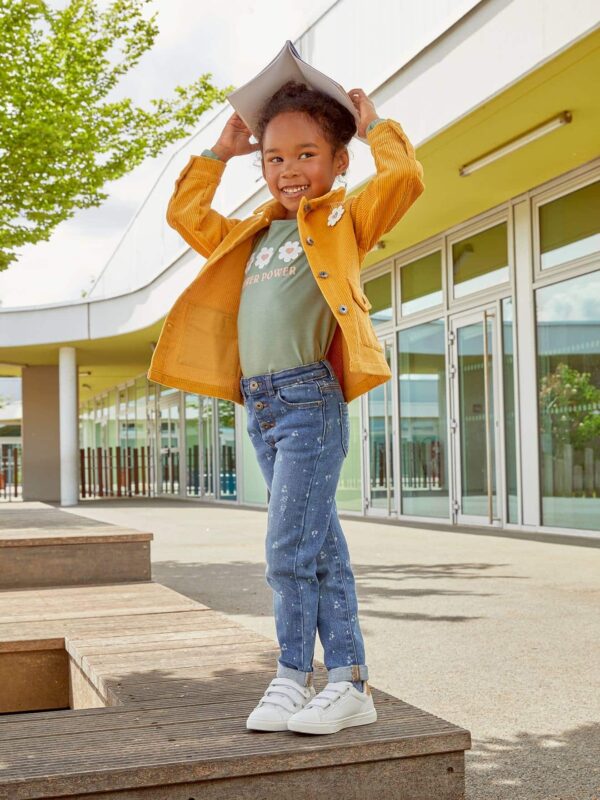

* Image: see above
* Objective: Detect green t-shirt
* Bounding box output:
[235,218,338,377]
[199,118,384,376]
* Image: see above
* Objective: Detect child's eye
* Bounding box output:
[269,152,314,163]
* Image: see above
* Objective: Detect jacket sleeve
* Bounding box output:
[348,118,425,259]
[165,153,244,259]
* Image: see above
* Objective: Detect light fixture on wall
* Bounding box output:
[459,110,572,177]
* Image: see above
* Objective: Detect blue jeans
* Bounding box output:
[240,358,369,689]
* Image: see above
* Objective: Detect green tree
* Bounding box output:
[0,0,234,271]
[539,362,600,449]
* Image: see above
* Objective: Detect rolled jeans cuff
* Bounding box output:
[276,662,315,688]
[328,664,369,683]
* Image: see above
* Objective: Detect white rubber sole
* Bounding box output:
[246,716,290,732]
[287,706,378,735]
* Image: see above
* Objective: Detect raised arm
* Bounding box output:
[165,152,243,259]
[345,90,425,260]
[166,112,261,259]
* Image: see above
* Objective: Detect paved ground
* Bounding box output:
[48,498,600,800]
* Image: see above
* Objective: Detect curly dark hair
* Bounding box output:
[255,80,357,156]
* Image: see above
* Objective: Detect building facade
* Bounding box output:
[2,1,599,537]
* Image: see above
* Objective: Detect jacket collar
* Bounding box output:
[252,185,347,220]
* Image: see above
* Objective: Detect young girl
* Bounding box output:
[151,80,425,736]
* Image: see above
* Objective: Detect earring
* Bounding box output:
[336,171,347,187]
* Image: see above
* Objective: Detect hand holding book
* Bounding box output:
[210,112,261,162]
[347,88,379,139]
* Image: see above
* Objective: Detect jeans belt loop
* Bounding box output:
[321,358,335,380]
[265,372,275,397]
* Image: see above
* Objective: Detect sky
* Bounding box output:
[0,0,336,309]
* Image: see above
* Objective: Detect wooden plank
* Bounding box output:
[32,753,464,800]
[69,659,106,710]
[100,652,291,703]
[0,710,469,800]
[0,648,69,714]
[0,508,109,531]
[0,583,204,623]
[0,528,153,547]
[0,542,151,588]
[83,639,281,672]
[68,629,269,661]
[0,610,219,643]
[0,695,456,742]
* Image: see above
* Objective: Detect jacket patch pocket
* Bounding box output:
[347,279,372,311]
[276,380,324,409]
[175,302,238,379]
[347,279,383,351]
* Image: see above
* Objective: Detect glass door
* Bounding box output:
[364,336,397,516]
[449,306,504,526]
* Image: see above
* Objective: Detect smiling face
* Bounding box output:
[261,111,349,220]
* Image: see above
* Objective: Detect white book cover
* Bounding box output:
[227,40,367,144]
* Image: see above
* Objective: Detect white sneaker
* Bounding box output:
[286,680,377,735]
[246,677,316,732]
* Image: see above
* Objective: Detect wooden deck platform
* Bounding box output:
[0,580,471,799]
[0,506,471,799]
[0,507,152,588]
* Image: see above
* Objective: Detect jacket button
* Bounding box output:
[306,236,314,245]
[338,305,348,314]
[318,271,328,278]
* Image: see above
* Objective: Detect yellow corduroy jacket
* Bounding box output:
[147,117,425,406]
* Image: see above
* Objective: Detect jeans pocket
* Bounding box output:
[277,380,324,409]
[339,401,350,457]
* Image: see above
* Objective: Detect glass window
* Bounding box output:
[185,393,200,497]
[452,223,508,298]
[134,379,148,495]
[363,272,392,326]
[400,251,442,315]
[337,398,363,511]
[540,180,600,270]
[202,397,215,497]
[536,269,600,531]
[398,319,449,518]
[217,400,236,500]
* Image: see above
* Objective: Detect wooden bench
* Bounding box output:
[0,507,152,588]
[0,580,471,800]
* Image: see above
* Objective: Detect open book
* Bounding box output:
[227,40,367,144]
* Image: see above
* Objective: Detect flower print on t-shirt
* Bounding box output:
[278,240,303,263]
[254,246,274,269]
